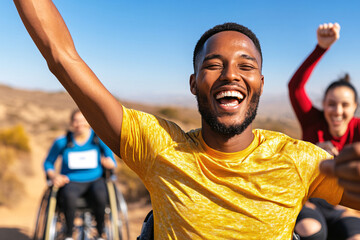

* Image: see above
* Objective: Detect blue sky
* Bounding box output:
[1,1,360,106]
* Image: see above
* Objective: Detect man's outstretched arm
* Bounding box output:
[13,0,123,156]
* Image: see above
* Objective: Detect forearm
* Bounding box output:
[14,0,76,66]
[288,45,327,115]
[13,0,112,110]
[288,45,327,90]
[46,169,57,180]
[14,0,123,155]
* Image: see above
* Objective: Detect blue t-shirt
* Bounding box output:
[44,130,116,182]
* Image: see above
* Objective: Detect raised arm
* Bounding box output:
[13,0,123,156]
[288,23,340,122]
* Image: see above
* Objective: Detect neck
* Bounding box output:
[73,129,91,144]
[330,128,347,138]
[201,122,254,153]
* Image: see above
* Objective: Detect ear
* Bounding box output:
[260,75,264,95]
[189,74,197,95]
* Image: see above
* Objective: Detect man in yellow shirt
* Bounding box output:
[13,1,360,239]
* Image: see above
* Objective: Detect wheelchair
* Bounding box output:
[33,173,130,240]
[137,210,300,240]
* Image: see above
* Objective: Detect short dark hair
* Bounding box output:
[324,73,358,103]
[193,22,262,72]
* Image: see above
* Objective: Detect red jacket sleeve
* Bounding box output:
[288,45,327,126]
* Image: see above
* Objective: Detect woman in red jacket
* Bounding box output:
[288,23,360,240]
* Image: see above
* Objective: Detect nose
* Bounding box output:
[334,104,343,115]
[220,64,239,82]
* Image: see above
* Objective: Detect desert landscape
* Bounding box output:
[0,84,303,239]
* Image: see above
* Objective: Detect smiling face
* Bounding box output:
[70,111,90,136]
[190,31,264,137]
[323,86,357,137]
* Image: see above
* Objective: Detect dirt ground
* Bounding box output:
[0,135,152,240]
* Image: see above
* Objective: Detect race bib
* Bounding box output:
[68,150,98,169]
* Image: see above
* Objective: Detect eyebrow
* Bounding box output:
[203,54,223,62]
[203,53,258,64]
[240,54,257,63]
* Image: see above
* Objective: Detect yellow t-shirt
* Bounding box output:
[120,107,343,240]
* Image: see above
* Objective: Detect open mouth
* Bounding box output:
[331,116,343,126]
[215,90,244,107]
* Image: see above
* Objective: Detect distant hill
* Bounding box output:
[256,93,301,138]
[0,84,301,139]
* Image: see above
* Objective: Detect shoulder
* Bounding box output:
[122,107,157,123]
[186,128,202,143]
[350,117,360,126]
[254,129,331,178]
[47,135,68,153]
[254,129,296,144]
[53,135,67,146]
[254,129,300,151]
[254,129,329,158]
[123,106,186,137]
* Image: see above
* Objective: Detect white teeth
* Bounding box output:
[215,91,244,100]
[222,102,238,107]
[332,117,342,121]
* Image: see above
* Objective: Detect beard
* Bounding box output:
[196,89,260,138]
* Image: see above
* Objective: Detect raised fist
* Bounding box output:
[317,22,340,49]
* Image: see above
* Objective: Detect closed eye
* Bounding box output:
[239,64,256,71]
[203,64,223,70]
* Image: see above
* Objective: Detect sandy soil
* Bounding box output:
[0,136,151,240]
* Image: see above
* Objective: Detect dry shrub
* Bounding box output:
[0,173,24,207]
[158,107,179,119]
[115,158,150,203]
[0,124,31,207]
[0,146,15,171]
[0,147,24,206]
[0,125,30,152]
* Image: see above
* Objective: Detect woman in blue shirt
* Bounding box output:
[44,109,116,240]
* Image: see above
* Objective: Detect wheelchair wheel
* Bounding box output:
[33,188,51,240]
[44,187,69,240]
[48,210,67,240]
[115,186,130,240]
[72,210,97,240]
[34,180,129,240]
[33,186,67,240]
[103,207,115,240]
[105,181,130,240]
